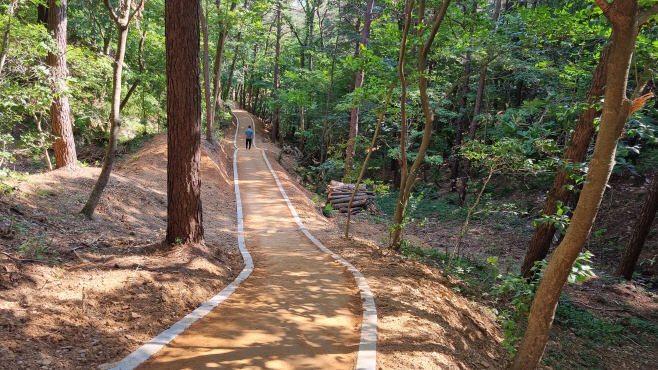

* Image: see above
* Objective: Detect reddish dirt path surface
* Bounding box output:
[135,111,361,369]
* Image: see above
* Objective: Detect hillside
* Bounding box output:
[0,121,513,370]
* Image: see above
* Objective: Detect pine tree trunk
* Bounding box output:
[47,0,78,170]
[165,0,204,245]
[513,1,642,367]
[520,42,612,277]
[616,171,658,279]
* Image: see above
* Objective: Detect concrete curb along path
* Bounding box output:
[111,109,376,370]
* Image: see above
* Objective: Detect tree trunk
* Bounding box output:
[47,0,78,170]
[201,0,213,140]
[81,0,143,218]
[0,0,17,77]
[210,1,237,130]
[223,31,242,100]
[165,0,204,245]
[299,106,305,151]
[449,52,472,192]
[512,1,644,368]
[33,112,53,171]
[119,78,141,112]
[345,86,394,237]
[247,45,256,111]
[344,0,374,174]
[271,2,282,143]
[391,0,452,249]
[459,63,486,203]
[521,42,612,277]
[320,19,340,163]
[38,4,49,25]
[616,171,658,279]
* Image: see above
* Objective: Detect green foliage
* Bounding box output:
[322,204,336,217]
[534,201,572,234]
[554,298,625,345]
[489,251,596,355]
[630,318,658,337]
[377,189,469,221]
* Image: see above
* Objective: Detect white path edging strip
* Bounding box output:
[259,149,378,370]
[110,124,254,370]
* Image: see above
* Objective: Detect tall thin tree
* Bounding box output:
[344,0,374,174]
[208,0,238,140]
[81,0,145,218]
[201,0,213,139]
[271,1,282,143]
[391,0,452,249]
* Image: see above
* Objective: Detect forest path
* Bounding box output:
[131,110,365,369]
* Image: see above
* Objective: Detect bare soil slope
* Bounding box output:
[0,134,243,370]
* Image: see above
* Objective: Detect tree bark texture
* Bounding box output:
[47,0,78,170]
[616,171,658,279]
[344,0,375,174]
[165,0,204,244]
[512,1,641,368]
[520,42,612,278]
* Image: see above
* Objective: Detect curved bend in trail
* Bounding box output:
[114,110,376,370]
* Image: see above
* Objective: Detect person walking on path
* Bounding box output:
[245,125,254,150]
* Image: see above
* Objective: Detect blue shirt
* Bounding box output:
[245,129,253,139]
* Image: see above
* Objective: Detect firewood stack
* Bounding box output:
[326,180,375,214]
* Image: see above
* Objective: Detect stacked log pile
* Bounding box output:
[326,180,375,214]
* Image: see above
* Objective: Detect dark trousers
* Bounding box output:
[246,138,252,150]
